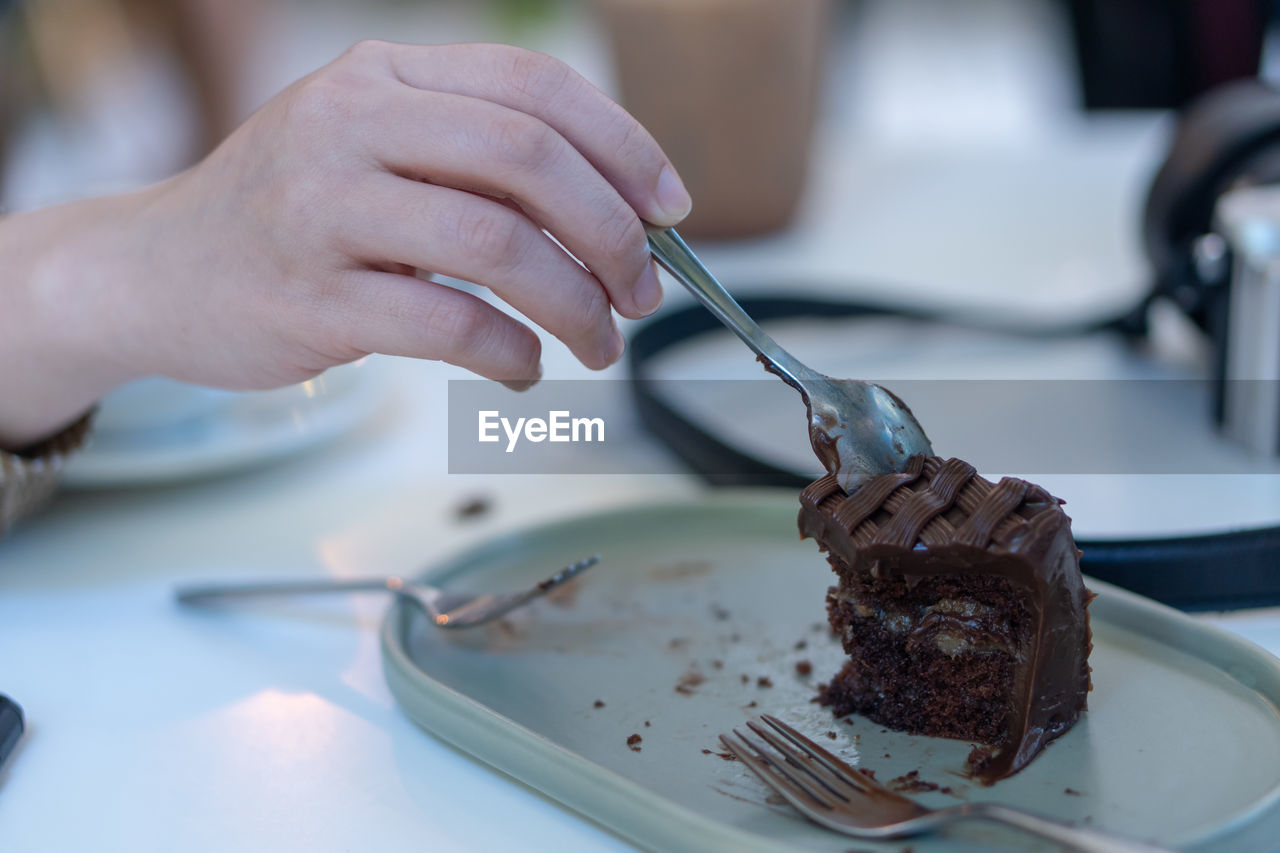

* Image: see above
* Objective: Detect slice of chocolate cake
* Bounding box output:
[799,456,1092,782]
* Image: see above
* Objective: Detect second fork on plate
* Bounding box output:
[174,554,600,628]
[721,715,1169,853]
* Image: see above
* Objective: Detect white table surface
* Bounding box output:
[5,1,1280,850]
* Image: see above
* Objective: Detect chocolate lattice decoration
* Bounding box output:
[799,456,1064,555]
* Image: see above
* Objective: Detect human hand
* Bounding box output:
[1,41,692,451]
[143,41,693,386]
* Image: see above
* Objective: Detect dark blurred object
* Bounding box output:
[1066,0,1267,109]
[0,0,32,185]
[1142,78,1280,451]
[595,0,830,240]
[1142,79,1280,332]
[0,694,24,774]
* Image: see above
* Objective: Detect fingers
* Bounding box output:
[366,86,663,320]
[341,175,624,369]
[288,40,693,379]
[383,42,692,228]
[324,269,544,390]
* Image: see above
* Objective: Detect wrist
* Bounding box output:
[0,189,155,448]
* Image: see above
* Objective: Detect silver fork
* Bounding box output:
[175,554,599,628]
[646,227,932,492]
[720,715,1170,853]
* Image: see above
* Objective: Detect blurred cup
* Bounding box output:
[595,0,830,239]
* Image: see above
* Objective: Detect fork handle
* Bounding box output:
[175,577,402,605]
[966,803,1171,853]
[645,227,812,389]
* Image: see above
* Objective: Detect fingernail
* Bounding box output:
[503,362,542,392]
[634,261,663,315]
[653,165,692,224]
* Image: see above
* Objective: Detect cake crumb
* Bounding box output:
[667,637,690,651]
[644,720,651,727]
[744,700,758,708]
[794,639,808,651]
[454,496,492,519]
[593,700,605,708]
[675,667,706,696]
[795,660,813,676]
[883,753,891,759]
[1064,787,1082,796]
[740,674,750,685]
[710,604,731,621]
[626,734,642,752]
[890,770,940,793]
[856,768,876,780]
[826,731,837,740]
[710,659,724,669]
[939,786,955,795]
[757,676,773,688]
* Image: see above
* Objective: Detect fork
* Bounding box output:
[174,554,599,628]
[647,226,932,491]
[720,715,1170,853]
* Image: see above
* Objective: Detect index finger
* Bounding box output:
[381,42,693,227]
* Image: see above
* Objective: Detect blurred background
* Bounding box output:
[0,0,612,207]
[1,0,1272,215]
[2,0,1276,316]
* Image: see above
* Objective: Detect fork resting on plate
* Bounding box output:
[721,715,1170,853]
[175,554,599,628]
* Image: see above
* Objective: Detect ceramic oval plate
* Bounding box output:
[381,492,1280,852]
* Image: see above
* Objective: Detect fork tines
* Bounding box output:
[540,554,601,589]
[720,715,885,818]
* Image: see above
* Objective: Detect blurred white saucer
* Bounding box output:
[63,362,381,489]
[92,378,237,434]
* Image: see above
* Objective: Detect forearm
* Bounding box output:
[0,192,151,450]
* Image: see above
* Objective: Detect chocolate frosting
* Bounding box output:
[799,455,1093,782]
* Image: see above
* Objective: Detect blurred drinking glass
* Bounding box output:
[595,0,831,239]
